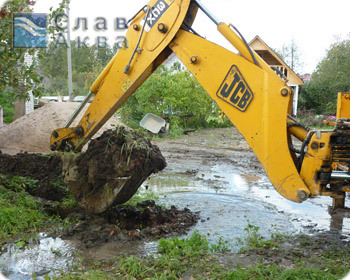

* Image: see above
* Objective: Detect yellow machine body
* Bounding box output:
[50,0,350,207]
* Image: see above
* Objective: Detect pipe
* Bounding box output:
[64,91,93,128]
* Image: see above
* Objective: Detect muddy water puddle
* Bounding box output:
[2,153,350,279]
[144,160,350,249]
[0,234,75,279]
[0,238,160,280]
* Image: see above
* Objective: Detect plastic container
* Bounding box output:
[139,113,166,134]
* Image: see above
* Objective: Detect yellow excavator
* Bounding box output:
[50,0,350,212]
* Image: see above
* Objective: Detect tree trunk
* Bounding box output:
[13,83,26,121]
[13,97,26,121]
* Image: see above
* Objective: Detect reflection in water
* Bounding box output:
[144,161,350,237]
[329,207,350,232]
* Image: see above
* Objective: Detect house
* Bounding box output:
[300,73,311,82]
[249,35,304,116]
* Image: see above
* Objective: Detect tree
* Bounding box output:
[38,41,114,96]
[0,0,69,121]
[277,39,304,74]
[299,37,350,114]
[0,1,43,99]
[0,0,45,121]
[119,66,230,133]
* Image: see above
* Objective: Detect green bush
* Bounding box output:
[119,66,231,135]
[0,88,15,123]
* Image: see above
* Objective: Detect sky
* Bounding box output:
[3,0,350,73]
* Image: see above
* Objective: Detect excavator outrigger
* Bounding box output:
[50,0,350,212]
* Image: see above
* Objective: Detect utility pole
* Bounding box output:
[66,2,73,102]
[291,43,294,70]
[0,105,3,128]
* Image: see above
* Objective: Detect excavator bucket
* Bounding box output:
[61,127,166,213]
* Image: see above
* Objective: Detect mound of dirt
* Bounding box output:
[61,200,200,248]
[0,102,126,154]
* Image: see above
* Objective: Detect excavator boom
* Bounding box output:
[51,0,350,210]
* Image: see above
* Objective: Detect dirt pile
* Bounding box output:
[0,102,125,154]
[66,127,167,213]
[62,200,199,248]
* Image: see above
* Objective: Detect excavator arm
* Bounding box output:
[51,0,350,208]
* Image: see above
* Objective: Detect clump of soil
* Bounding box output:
[0,151,65,201]
[62,200,200,248]
[67,127,167,213]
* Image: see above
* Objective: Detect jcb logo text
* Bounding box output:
[217,65,254,112]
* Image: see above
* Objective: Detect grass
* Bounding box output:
[44,228,350,280]
[0,174,71,244]
[0,173,348,279]
[0,175,52,242]
[123,187,160,207]
[218,265,342,280]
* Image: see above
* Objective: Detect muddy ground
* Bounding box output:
[151,127,350,276]
[0,127,198,248]
[1,126,350,279]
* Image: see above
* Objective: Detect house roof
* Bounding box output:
[249,35,304,86]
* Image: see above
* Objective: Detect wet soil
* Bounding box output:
[221,230,350,270]
[0,151,65,201]
[61,200,199,248]
[150,127,350,243]
[0,126,198,248]
[1,126,350,279]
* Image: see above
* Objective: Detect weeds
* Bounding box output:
[0,175,50,242]
[0,173,38,192]
[42,228,350,280]
[123,187,159,207]
[238,223,280,252]
[60,193,78,210]
[0,174,71,243]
